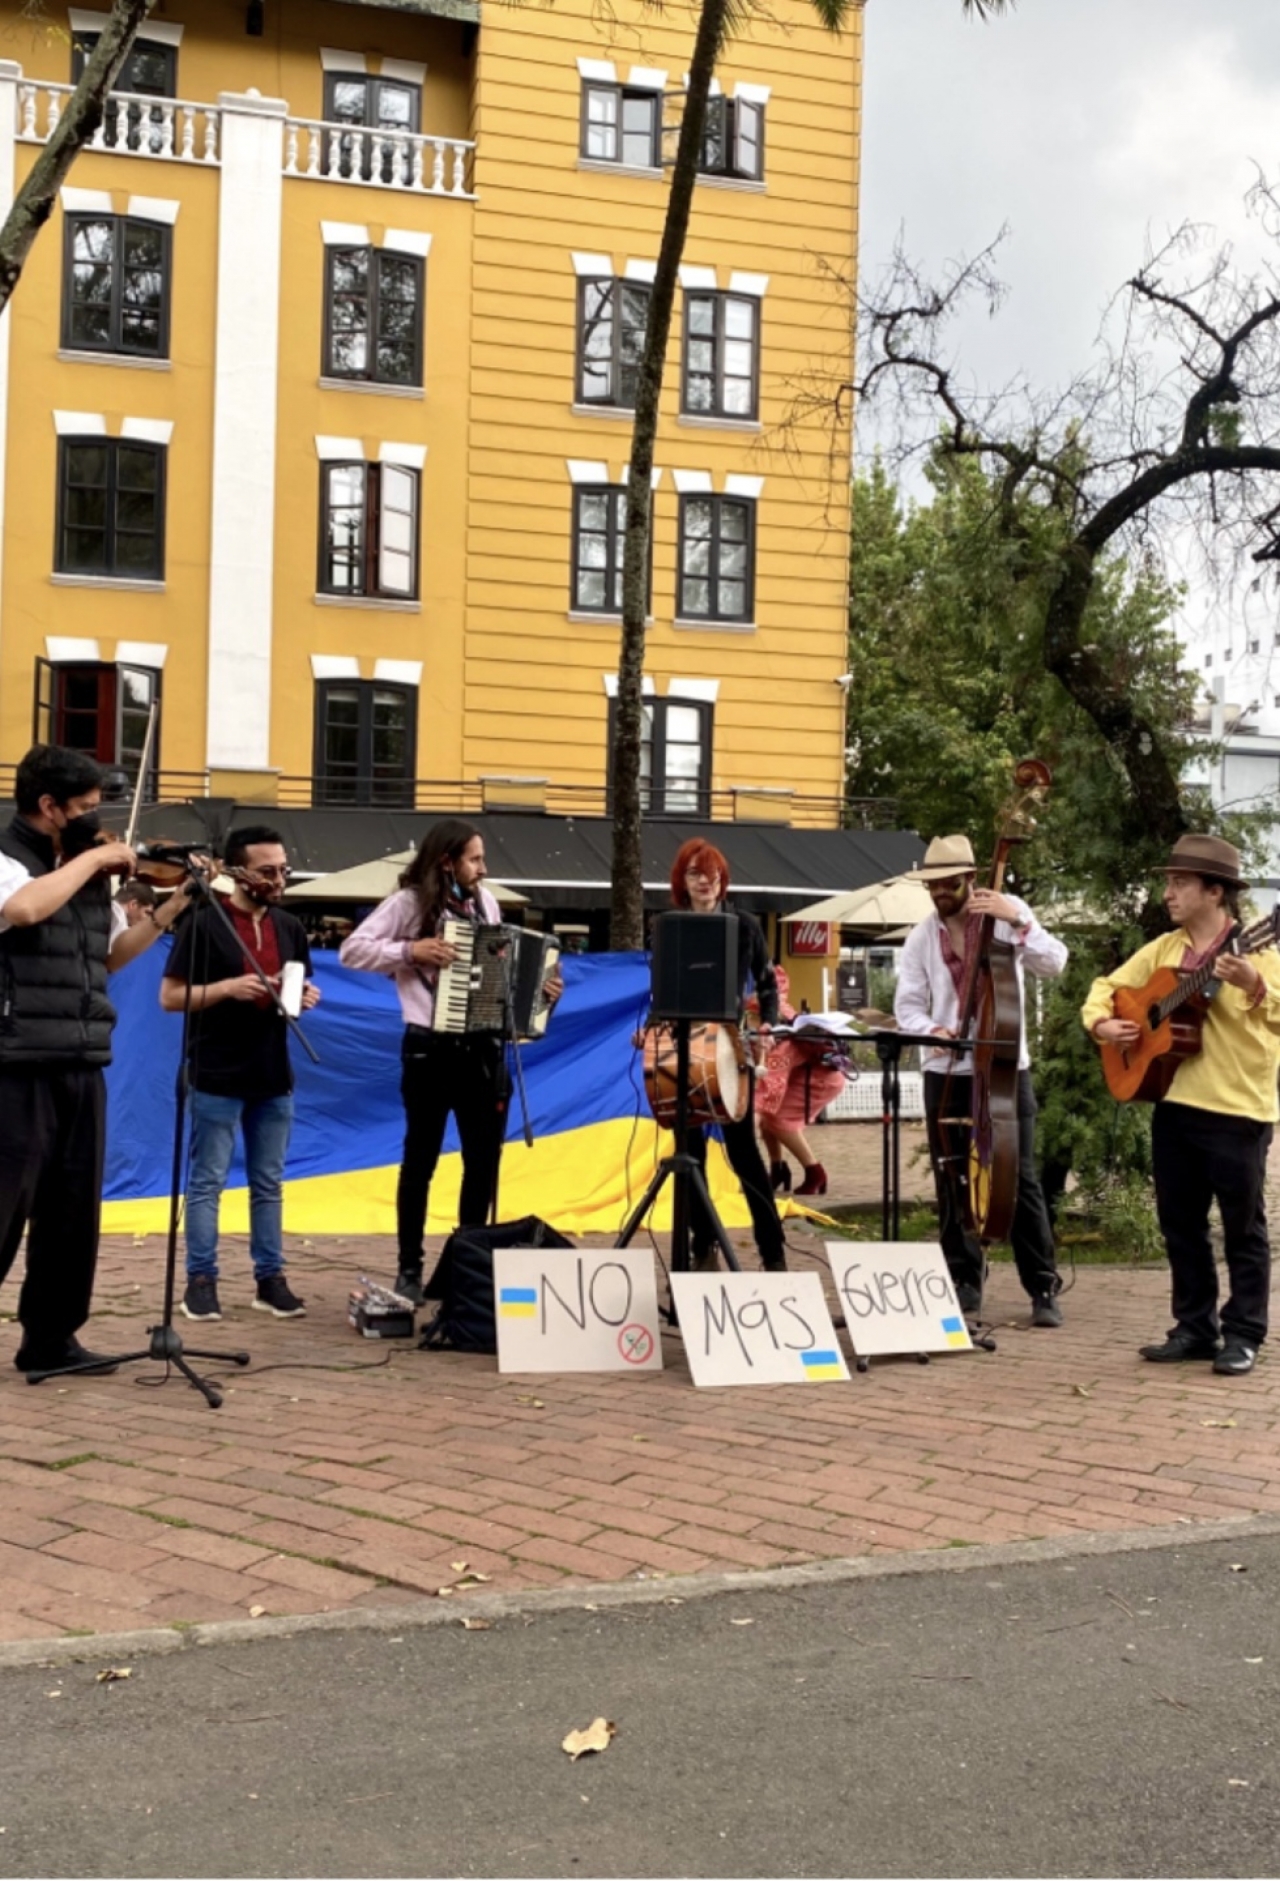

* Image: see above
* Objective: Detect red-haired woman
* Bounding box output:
[664,839,786,1271]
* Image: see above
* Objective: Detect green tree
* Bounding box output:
[607,0,1012,947]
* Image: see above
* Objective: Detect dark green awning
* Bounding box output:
[333,0,480,21]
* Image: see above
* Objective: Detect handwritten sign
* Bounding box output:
[669,1271,849,1389]
[824,1241,972,1358]
[493,1246,663,1374]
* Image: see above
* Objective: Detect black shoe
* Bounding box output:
[1213,1338,1259,1375]
[956,1283,982,1316]
[181,1276,222,1321]
[1030,1292,1063,1328]
[769,1161,792,1193]
[253,1274,307,1318]
[690,1246,719,1273]
[1140,1330,1222,1363]
[394,1269,424,1307]
[14,1337,119,1376]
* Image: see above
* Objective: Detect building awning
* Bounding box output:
[332,0,480,22]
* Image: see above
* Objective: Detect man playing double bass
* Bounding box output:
[1083,835,1280,1376]
[894,834,1068,1325]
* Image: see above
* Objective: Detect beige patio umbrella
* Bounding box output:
[285,849,527,906]
[783,876,934,930]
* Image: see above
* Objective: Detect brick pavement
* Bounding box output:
[2,1121,1279,1644]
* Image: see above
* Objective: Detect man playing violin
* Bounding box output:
[0,744,193,1376]
[1083,834,1280,1375]
[895,833,1068,1324]
[160,825,320,1324]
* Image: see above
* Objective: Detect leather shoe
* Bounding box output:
[1213,1338,1258,1375]
[14,1337,119,1376]
[393,1269,424,1307]
[1140,1330,1221,1363]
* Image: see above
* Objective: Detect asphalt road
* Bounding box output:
[2,1531,1279,1879]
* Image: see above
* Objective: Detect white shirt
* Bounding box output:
[340,884,504,1027]
[894,896,1068,1075]
[0,850,127,941]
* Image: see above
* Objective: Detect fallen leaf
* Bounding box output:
[455,1571,492,1586]
[515,1395,545,1408]
[1245,1657,1264,1665]
[1071,1383,1092,1398]
[561,1718,617,1762]
[461,1617,491,1631]
[435,1586,455,1598]
[1229,1779,1250,1788]
[1202,1418,1237,1429]
[1230,1564,1248,1574]
[46,1691,61,1699]
[450,1560,469,1574]
[95,1667,132,1683]
[631,1434,649,1443]
[248,1606,267,1618]
[729,1617,755,1627]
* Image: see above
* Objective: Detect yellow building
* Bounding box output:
[0,0,888,989]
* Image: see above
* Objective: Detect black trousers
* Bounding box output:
[1151,1100,1272,1348]
[682,1112,786,1270]
[0,1066,105,1353]
[923,1069,1058,1298]
[397,1030,508,1269]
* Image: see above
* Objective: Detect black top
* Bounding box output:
[728,903,779,1026]
[165,900,311,1100]
[0,816,115,1067]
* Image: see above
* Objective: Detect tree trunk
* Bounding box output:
[0,0,157,317]
[608,0,729,950]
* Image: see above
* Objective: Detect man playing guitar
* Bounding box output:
[1083,834,1280,1375]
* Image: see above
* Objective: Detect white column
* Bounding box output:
[0,62,21,668]
[206,88,286,770]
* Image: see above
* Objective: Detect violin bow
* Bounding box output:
[123,701,159,851]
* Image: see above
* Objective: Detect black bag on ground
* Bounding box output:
[418,1216,575,1353]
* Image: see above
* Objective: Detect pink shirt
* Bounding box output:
[339,884,503,1028]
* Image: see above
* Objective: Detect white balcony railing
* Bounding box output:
[283,118,474,198]
[17,81,221,163]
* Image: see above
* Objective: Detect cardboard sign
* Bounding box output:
[824,1241,972,1357]
[493,1246,663,1374]
[669,1271,850,1389]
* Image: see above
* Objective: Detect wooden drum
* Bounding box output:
[642,1022,752,1130]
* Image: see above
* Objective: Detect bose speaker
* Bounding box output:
[650,911,740,1022]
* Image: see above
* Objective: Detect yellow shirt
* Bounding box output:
[1081,929,1280,1122]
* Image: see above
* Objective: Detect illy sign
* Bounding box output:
[789,922,832,957]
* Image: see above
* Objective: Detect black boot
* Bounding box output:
[769,1160,792,1193]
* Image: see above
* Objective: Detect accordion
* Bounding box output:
[432,921,561,1041]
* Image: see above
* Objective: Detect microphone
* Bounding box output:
[134,841,206,863]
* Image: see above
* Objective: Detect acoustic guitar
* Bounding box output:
[1099,911,1280,1102]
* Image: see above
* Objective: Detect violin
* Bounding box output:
[943,758,1052,1244]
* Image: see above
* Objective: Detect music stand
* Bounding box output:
[614,1018,742,1275]
[489,940,533,1225]
[24,859,320,1406]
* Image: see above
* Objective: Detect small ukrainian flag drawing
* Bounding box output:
[800,1349,845,1381]
[941,1314,969,1347]
[499,1287,538,1319]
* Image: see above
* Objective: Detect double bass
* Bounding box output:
[939,758,1052,1243]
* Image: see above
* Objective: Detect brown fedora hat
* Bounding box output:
[1159,833,1247,887]
[905,834,977,882]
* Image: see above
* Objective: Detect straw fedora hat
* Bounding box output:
[906,835,977,882]
[1159,833,1247,887]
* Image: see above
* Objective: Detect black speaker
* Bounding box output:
[650,911,740,1022]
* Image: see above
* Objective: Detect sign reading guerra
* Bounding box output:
[492,1246,664,1374]
[823,1241,972,1358]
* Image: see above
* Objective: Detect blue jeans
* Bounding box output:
[185,1090,294,1281]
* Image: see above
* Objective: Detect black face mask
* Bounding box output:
[58,809,102,857]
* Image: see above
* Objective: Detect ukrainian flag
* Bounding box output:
[498,1288,538,1320]
[800,1349,846,1381]
[941,1314,969,1348]
[100,949,796,1238]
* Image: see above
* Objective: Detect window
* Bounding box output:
[62,215,171,359]
[71,33,176,153]
[608,695,712,816]
[683,291,759,420]
[34,659,160,796]
[571,486,652,615]
[314,679,417,807]
[1250,638,1262,654]
[678,494,755,623]
[56,438,166,580]
[576,277,650,407]
[324,246,423,387]
[580,83,660,168]
[319,462,419,600]
[323,74,420,182]
[699,96,764,181]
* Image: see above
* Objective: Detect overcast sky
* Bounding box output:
[858,0,1280,657]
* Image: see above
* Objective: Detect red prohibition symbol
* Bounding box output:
[618,1323,655,1365]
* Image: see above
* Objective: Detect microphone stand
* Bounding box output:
[25,858,319,1405]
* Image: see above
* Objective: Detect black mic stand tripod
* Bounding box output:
[25,857,320,1407]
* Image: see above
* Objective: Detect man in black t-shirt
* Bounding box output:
[161,826,319,1323]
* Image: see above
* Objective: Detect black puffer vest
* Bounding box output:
[0,817,116,1067]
